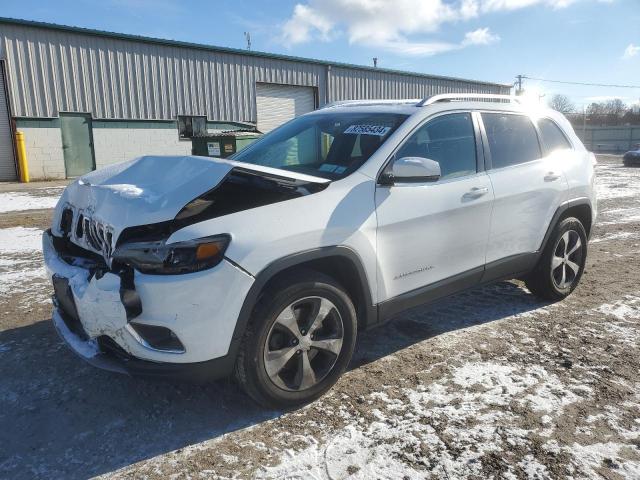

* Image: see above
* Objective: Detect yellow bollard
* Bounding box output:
[15,131,29,183]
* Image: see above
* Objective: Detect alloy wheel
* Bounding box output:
[551,230,583,290]
[263,296,344,392]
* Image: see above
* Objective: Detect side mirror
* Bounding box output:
[380,157,441,185]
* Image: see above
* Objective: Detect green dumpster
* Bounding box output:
[192,131,262,158]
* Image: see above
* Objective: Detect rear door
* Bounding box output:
[60,113,96,178]
[375,112,494,302]
[480,112,568,265]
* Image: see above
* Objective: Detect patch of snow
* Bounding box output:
[596,296,640,321]
[598,206,640,226]
[0,228,49,302]
[260,362,586,479]
[518,455,550,479]
[595,164,640,200]
[0,227,44,253]
[220,454,239,464]
[0,190,60,213]
[0,265,47,296]
[97,184,159,203]
[569,442,640,478]
[590,231,636,243]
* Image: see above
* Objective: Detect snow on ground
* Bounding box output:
[590,231,638,243]
[256,358,639,479]
[0,227,49,305]
[596,295,640,321]
[598,205,640,226]
[596,162,640,200]
[256,360,590,479]
[0,226,44,253]
[0,188,62,213]
[257,327,639,480]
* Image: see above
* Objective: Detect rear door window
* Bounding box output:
[481,113,542,169]
[538,118,572,153]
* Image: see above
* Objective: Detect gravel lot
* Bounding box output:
[0,155,638,479]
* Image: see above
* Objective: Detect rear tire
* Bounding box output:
[525,217,587,301]
[234,270,357,408]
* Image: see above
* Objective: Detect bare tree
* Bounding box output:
[586,99,630,126]
[604,99,626,117]
[548,94,575,114]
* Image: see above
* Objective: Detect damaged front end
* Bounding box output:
[45,155,328,380]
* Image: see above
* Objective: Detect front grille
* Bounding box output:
[59,205,115,264]
[84,217,114,258]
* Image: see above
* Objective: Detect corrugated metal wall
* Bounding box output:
[0,21,509,122]
[328,67,507,101]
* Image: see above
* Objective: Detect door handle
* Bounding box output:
[464,186,489,199]
[544,171,561,182]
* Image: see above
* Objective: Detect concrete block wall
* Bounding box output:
[15,119,194,180]
[17,122,66,180]
[92,121,191,169]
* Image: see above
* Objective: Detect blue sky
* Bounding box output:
[1,0,638,109]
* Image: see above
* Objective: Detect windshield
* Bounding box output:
[231,112,408,179]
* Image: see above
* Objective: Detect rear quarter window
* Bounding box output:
[482,113,542,169]
[538,118,572,153]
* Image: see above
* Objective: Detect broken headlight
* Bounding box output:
[113,234,230,275]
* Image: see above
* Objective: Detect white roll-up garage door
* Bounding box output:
[256,83,316,133]
[0,66,17,181]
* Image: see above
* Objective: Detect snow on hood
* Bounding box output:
[52,155,329,243]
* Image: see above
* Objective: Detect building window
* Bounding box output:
[177,115,207,139]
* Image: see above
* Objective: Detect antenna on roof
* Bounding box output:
[244,32,251,50]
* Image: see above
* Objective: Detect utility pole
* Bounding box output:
[515,75,524,96]
[582,104,587,144]
[244,32,251,50]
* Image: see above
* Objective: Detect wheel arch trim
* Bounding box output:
[226,246,377,364]
[540,197,593,252]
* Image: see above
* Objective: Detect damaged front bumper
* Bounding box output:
[43,230,255,382]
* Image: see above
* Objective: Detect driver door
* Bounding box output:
[375,112,494,304]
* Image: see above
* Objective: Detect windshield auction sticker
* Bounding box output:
[344,125,391,136]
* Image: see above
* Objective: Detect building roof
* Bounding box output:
[0,16,511,89]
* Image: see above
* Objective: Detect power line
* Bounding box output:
[522,76,640,89]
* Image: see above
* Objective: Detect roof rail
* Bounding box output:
[321,99,422,109]
[418,93,522,107]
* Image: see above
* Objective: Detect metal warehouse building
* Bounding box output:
[0,17,510,181]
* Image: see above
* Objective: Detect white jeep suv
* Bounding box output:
[44,94,596,407]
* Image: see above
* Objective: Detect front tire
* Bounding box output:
[525,217,587,301]
[234,270,357,408]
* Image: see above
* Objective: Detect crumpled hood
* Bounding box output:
[52,155,329,243]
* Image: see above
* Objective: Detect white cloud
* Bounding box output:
[380,40,460,56]
[623,43,640,59]
[462,27,500,45]
[365,27,499,56]
[279,0,589,56]
[480,0,575,11]
[281,4,334,45]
